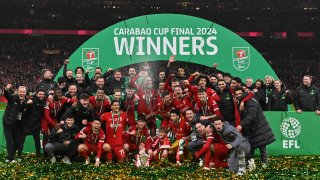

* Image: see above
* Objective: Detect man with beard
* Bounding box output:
[130,72,158,136]
[168,109,191,165]
[294,75,320,114]
[164,74,180,94]
[172,86,193,117]
[57,77,68,94]
[105,70,125,95]
[86,76,108,96]
[213,116,250,175]
[89,88,110,118]
[75,73,88,95]
[76,119,105,167]
[61,93,94,129]
[121,85,139,127]
[194,88,222,121]
[35,69,57,95]
[194,122,229,170]
[101,100,127,163]
[123,67,137,89]
[216,80,236,126]
[235,87,276,169]
[185,109,204,157]
[43,88,76,148]
[3,84,28,162]
[63,59,76,86]
[19,89,46,160]
[157,91,173,128]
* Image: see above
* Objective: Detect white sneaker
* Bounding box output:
[61,156,71,164]
[176,161,181,165]
[199,158,204,167]
[261,162,268,169]
[85,158,90,165]
[237,168,246,176]
[247,158,256,171]
[5,159,9,163]
[17,158,22,163]
[204,167,210,170]
[49,157,56,164]
[11,160,17,163]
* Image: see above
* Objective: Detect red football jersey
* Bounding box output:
[100,111,127,146]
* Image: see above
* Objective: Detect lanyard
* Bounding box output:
[112,112,121,135]
[53,101,61,117]
[91,131,99,145]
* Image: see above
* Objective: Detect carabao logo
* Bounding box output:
[280,117,301,139]
[82,48,99,72]
[232,47,250,71]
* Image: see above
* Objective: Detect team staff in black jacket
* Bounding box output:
[19,89,46,159]
[269,80,292,111]
[294,75,320,115]
[216,79,236,126]
[35,69,57,95]
[2,84,28,162]
[45,115,79,164]
[61,93,94,129]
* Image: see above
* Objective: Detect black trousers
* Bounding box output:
[3,122,22,161]
[19,132,41,157]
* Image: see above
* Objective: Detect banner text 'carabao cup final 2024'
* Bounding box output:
[54,14,278,80]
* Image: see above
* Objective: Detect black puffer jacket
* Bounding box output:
[239,95,276,149]
[2,89,27,126]
[61,103,94,128]
[35,79,57,94]
[294,85,320,111]
[48,124,80,144]
[22,95,46,134]
[217,89,235,125]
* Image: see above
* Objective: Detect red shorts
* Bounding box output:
[107,145,126,161]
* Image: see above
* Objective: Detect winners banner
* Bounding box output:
[55,14,278,81]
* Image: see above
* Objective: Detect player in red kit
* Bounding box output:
[168,109,191,165]
[124,114,151,156]
[172,86,194,117]
[121,85,139,128]
[148,127,171,162]
[100,100,127,163]
[89,88,110,118]
[75,119,105,167]
[129,71,158,136]
[157,91,173,128]
[42,88,76,147]
[194,88,222,121]
[187,72,220,102]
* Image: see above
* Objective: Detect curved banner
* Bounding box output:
[55,14,277,80]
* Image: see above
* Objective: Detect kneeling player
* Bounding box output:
[124,114,151,155]
[75,119,105,167]
[149,127,171,162]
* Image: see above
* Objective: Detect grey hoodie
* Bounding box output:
[217,121,247,149]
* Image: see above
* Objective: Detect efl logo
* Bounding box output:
[232,47,250,71]
[82,48,99,72]
[280,117,301,149]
